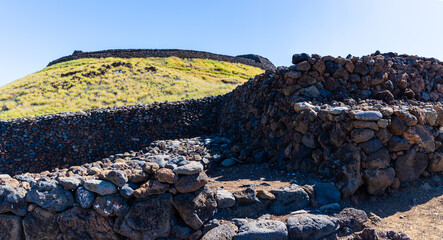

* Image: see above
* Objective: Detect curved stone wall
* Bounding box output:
[219,52,443,197]
[47,49,276,70]
[0,97,221,175]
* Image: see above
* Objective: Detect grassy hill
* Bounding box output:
[0,57,263,119]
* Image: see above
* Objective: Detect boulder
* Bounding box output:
[100,170,128,188]
[26,181,74,212]
[175,171,209,193]
[351,129,375,143]
[359,138,383,154]
[114,194,173,239]
[353,121,379,131]
[0,214,23,240]
[363,168,395,195]
[155,168,178,184]
[234,220,288,240]
[172,186,217,230]
[366,147,390,169]
[133,180,169,198]
[75,186,95,208]
[428,151,443,173]
[286,213,339,240]
[84,180,117,195]
[216,188,236,208]
[354,111,383,121]
[387,136,410,152]
[313,182,341,206]
[202,223,238,240]
[403,125,435,152]
[394,148,428,182]
[58,207,118,240]
[57,176,83,190]
[93,194,129,217]
[0,185,27,216]
[334,208,368,231]
[23,207,60,240]
[389,117,406,136]
[174,161,204,175]
[395,110,418,126]
[270,185,310,214]
[233,184,259,204]
[330,143,364,197]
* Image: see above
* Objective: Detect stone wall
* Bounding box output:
[47,49,276,70]
[219,52,443,197]
[0,97,221,175]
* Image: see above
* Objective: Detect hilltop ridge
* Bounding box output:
[47,49,276,70]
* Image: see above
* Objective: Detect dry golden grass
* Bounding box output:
[0,57,263,119]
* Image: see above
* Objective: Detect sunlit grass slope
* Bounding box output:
[0,57,263,119]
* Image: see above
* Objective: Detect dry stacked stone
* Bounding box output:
[47,49,276,70]
[0,97,221,175]
[220,52,443,197]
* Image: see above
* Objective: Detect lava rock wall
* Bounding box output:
[220,52,443,196]
[0,97,221,175]
[47,49,276,70]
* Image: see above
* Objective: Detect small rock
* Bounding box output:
[202,223,238,240]
[270,186,310,214]
[0,185,28,216]
[221,158,236,167]
[334,208,368,231]
[26,181,74,212]
[287,213,339,240]
[156,168,178,184]
[216,188,236,208]
[58,176,83,190]
[234,220,288,240]
[363,168,395,195]
[354,111,383,121]
[101,170,128,188]
[119,184,134,199]
[329,107,349,115]
[313,182,341,206]
[75,186,96,208]
[294,102,315,113]
[256,189,276,200]
[305,85,320,98]
[84,180,118,196]
[353,121,379,131]
[175,171,209,193]
[351,129,375,143]
[93,194,129,217]
[174,161,204,175]
[133,180,169,198]
[319,203,340,211]
[172,186,217,230]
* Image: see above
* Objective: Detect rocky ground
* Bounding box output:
[0,137,443,239]
[1,135,441,239]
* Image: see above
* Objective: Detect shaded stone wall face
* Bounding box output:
[47,49,276,70]
[220,52,443,197]
[0,97,221,175]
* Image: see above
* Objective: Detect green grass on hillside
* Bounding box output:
[0,57,263,119]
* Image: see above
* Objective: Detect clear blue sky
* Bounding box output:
[1,0,443,86]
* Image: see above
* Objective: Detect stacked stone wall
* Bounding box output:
[219,52,443,197]
[47,49,276,70]
[0,97,221,175]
